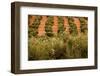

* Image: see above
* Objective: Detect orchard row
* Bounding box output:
[28,15,88,37]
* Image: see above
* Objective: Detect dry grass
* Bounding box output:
[28,32,88,60]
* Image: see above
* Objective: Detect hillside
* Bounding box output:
[28,15,88,60]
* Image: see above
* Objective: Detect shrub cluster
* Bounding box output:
[45,16,53,37]
[28,16,41,38]
[79,17,88,33]
[68,17,78,35]
[28,33,88,60]
[58,16,65,33]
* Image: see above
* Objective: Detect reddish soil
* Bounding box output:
[28,16,36,27]
[73,18,81,35]
[38,16,47,36]
[63,17,70,34]
[52,16,58,34]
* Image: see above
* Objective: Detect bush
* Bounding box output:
[68,17,78,35]
[28,37,52,60]
[28,32,88,60]
[58,16,65,33]
[28,16,42,38]
[79,17,88,33]
[66,34,88,58]
[45,16,53,37]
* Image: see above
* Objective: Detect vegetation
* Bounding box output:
[28,15,88,60]
[79,17,88,33]
[28,16,41,38]
[58,16,65,33]
[45,16,54,37]
[68,17,78,35]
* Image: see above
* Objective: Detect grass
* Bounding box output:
[28,32,88,60]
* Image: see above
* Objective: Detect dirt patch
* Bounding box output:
[52,16,58,34]
[63,17,70,34]
[73,18,81,35]
[38,16,47,36]
[28,15,36,27]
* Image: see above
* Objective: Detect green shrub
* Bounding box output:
[28,16,42,38]
[68,17,78,35]
[28,37,52,60]
[28,33,88,60]
[79,17,88,33]
[66,33,88,58]
[58,16,65,33]
[45,16,53,37]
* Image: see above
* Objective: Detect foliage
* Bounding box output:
[68,17,78,35]
[28,32,88,60]
[58,16,65,33]
[28,16,41,38]
[79,17,88,33]
[45,16,53,37]
[28,16,88,60]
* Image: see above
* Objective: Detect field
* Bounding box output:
[28,15,88,60]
